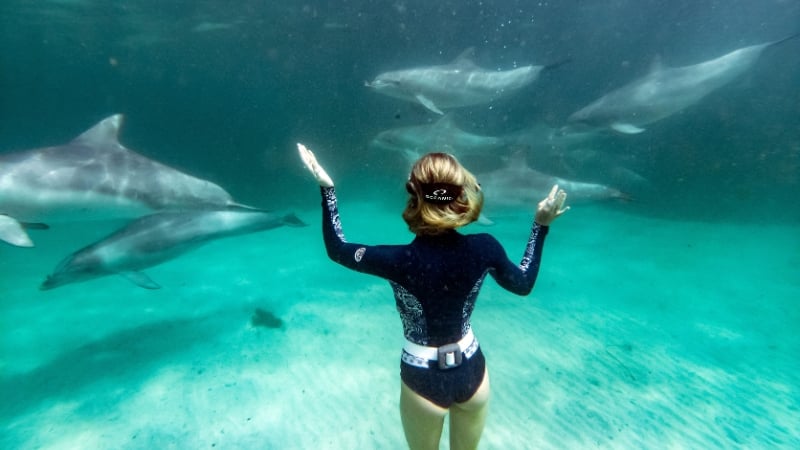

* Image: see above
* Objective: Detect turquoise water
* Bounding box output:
[2,1,799,449]
[1,203,797,448]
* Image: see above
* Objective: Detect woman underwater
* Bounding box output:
[298,144,568,450]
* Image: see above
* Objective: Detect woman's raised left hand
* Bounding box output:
[297,143,334,188]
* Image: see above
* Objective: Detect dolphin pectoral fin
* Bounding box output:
[21,221,50,230]
[120,271,162,289]
[415,94,444,115]
[282,213,307,227]
[452,47,477,67]
[400,148,422,165]
[769,32,800,47]
[543,57,572,72]
[0,215,34,247]
[611,123,646,134]
[476,213,495,226]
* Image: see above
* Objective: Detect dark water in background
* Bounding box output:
[1,0,799,222]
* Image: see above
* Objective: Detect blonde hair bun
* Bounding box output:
[403,153,483,235]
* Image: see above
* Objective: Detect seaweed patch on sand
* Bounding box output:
[251,308,284,329]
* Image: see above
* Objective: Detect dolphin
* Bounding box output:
[40,208,305,290]
[369,115,508,163]
[478,153,628,210]
[0,114,245,246]
[566,34,800,134]
[366,48,562,115]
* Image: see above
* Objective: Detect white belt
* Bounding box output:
[402,328,479,370]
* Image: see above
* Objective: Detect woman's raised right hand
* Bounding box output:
[534,184,569,226]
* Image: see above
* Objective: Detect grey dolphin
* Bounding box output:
[370,115,508,163]
[0,114,244,246]
[478,153,628,210]
[566,34,799,134]
[366,48,560,115]
[40,208,305,290]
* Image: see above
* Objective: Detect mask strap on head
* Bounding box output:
[419,183,462,204]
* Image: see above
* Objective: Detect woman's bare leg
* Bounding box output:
[400,381,448,450]
[449,369,490,450]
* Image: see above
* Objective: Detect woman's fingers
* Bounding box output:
[297,142,334,187]
[297,143,315,167]
[548,184,559,202]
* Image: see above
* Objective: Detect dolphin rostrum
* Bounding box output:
[566,34,799,134]
[40,208,305,290]
[0,114,246,246]
[366,48,561,115]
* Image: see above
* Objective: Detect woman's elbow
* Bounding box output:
[506,284,533,296]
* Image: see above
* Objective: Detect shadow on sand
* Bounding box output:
[0,313,231,422]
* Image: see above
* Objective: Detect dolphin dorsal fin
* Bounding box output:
[452,47,477,67]
[71,114,124,146]
[433,114,457,130]
[505,150,529,170]
[648,55,664,73]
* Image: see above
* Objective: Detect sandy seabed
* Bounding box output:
[1,202,798,449]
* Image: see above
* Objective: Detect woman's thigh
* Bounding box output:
[400,381,448,450]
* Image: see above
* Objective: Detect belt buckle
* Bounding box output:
[437,343,463,370]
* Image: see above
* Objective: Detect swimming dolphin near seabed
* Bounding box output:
[478,153,628,210]
[40,208,306,290]
[0,114,246,247]
[370,115,508,163]
[566,34,800,134]
[366,48,565,115]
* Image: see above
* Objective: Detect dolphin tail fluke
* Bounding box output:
[618,193,634,203]
[282,213,307,227]
[0,214,35,247]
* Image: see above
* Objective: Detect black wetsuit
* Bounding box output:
[320,187,549,407]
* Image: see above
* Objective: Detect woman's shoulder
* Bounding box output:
[464,232,502,247]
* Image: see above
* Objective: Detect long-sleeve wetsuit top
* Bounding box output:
[321,186,548,347]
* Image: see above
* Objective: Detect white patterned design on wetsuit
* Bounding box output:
[390,281,429,345]
[519,223,544,271]
[461,271,488,337]
[323,187,346,242]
